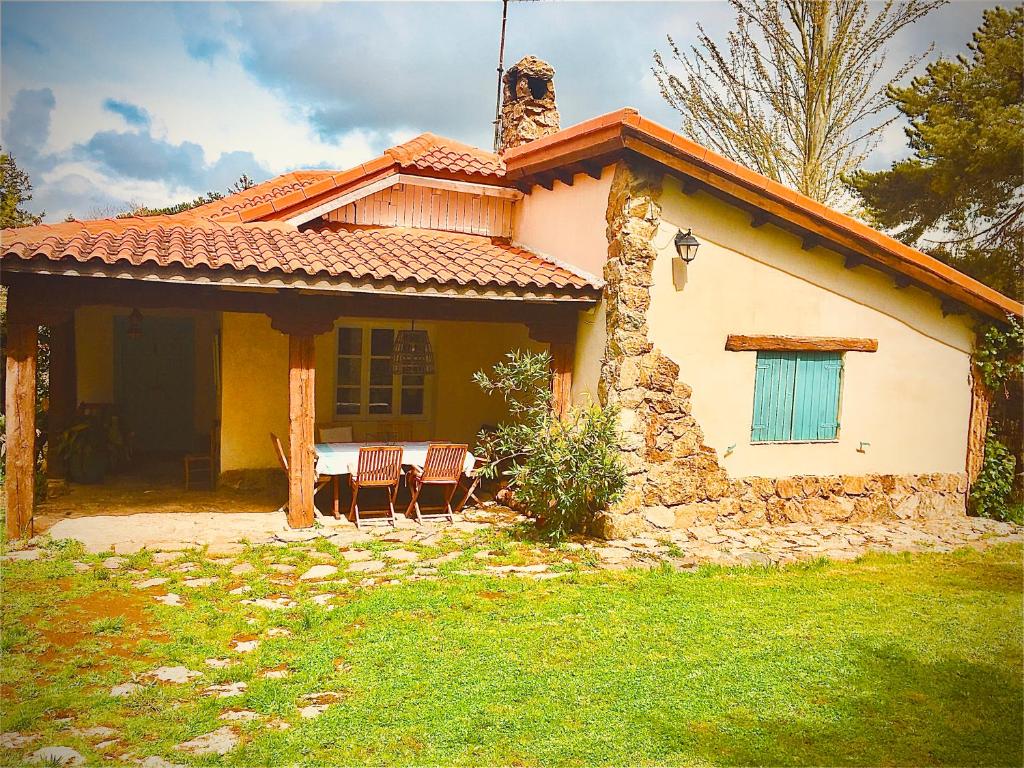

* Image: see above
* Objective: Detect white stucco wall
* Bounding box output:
[512,164,614,282]
[513,164,615,405]
[650,175,976,477]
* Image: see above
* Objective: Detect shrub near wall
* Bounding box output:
[475,351,626,539]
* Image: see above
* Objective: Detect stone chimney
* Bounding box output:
[499,56,560,153]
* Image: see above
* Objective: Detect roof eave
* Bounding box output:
[503,110,1022,322]
[1,257,602,304]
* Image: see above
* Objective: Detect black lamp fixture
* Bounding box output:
[127,308,144,338]
[674,228,700,264]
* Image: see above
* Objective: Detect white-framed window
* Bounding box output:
[335,325,428,418]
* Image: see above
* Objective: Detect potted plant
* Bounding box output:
[55,407,126,484]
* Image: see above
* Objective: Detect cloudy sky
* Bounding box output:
[1,0,994,222]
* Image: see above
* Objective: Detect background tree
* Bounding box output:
[653,0,944,207]
[847,6,1023,301]
[84,174,258,219]
[0,148,43,228]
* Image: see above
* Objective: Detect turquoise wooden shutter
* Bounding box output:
[751,352,798,442]
[792,352,842,441]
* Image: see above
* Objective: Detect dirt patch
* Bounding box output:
[27,587,165,665]
[478,590,508,600]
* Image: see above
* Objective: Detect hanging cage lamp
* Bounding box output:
[391,321,435,375]
[127,308,144,338]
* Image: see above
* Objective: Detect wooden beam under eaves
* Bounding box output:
[536,173,556,191]
[801,234,820,251]
[680,177,701,195]
[553,170,576,187]
[893,274,913,289]
[580,161,605,180]
[941,298,969,317]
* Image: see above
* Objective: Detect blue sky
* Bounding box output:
[1,1,994,222]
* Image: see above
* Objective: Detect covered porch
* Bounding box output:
[4,265,595,539]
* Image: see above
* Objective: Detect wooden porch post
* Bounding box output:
[5,312,38,540]
[271,300,337,529]
[287,333,316,528]
[528,314,577,421]
[47,316,77,478]
[549,339,575,421]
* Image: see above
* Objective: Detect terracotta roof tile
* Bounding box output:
[185,171,336,220]
[2,218,597,295]
[385,133,504,178]
[183,135,505,224]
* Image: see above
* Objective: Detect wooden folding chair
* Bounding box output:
[453,454,485,514]
[349,445,403,528]
[405,443,467,524]
[269,433,333,516]
[184,420,220,490]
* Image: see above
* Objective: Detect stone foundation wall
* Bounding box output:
[593,160,967,538]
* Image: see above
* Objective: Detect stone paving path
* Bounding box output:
[5,503,1023,573]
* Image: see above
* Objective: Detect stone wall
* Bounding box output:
[499,56,560,153]
[593,160,967,538]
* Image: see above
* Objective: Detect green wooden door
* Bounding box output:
[115,317,195,453]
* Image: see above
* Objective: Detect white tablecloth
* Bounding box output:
[315,441,477,476]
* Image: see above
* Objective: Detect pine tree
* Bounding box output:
[847,7,1023,300]
[0,148,43,228]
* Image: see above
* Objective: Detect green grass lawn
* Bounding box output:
[1,537,1021,766]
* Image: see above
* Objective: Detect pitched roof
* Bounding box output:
[503,108,1023,321]
[185,134,505,224]
[384,133,504,179]
[1,217,597,297]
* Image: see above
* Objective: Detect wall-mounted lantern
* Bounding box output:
[674,228,700,264]
[127,308,144,338]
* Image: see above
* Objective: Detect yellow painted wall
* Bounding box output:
[73,306,219,439]
[74,306,115,404]
[219,312,542,471]
[431,320,543,443]
[649,175,976,477]
[220,312,289,472]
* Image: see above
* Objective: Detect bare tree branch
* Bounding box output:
[653,0,945,207]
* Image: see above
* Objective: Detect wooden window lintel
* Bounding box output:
[726,335,878,353]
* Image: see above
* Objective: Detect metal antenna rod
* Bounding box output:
[492,0,510,153]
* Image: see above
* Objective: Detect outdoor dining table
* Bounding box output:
[314,441,480,521]
[314,441,478,477]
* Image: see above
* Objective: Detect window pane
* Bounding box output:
[337,327,361,356]
[370,328,394,357]
[369,357,392,386]
[402,373,424,387]
[368,387,393,414]
[337,357,360,386]
[401,387,424,415]
[336,387,360,415]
